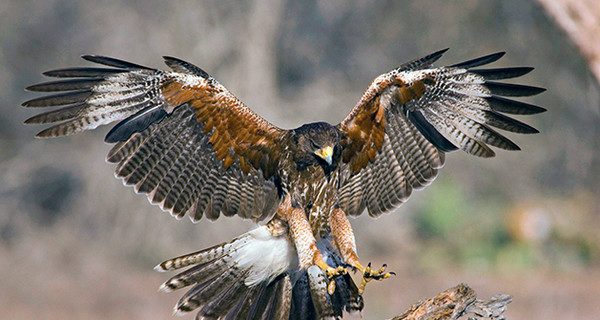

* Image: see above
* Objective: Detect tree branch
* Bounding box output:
[389,284,512,320]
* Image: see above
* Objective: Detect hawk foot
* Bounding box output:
[315,260,349,294]
[357,262,395,295]
[316,259,349,278]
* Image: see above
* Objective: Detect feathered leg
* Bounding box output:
[277,196,347,279]
[329,208,394,294]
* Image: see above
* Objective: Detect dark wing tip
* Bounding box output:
[471,67,534,80]
[81,54,114,65]
[451,52,506,69]
[407,109,458,153]
[25,78,103,92]
[163,56,210,79]
[104,107,168,143]
[81,55,152,70]
[396,48,450,71]
[420,47,450,64]
[486,96,547,115]
[34,126,62,139]
[21,90,92,108]
[41,67,127,78]
[533,105,547,113]
[430,48,450,59]
[486,82,546,97]
[423,48,450,65]
[484,110,541,134]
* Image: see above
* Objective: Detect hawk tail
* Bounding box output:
[155,226,362,319]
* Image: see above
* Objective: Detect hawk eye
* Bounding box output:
[310,140,320,150]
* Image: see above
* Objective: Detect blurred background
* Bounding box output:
[1,0,599,319]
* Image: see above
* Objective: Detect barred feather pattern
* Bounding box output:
[155,226,362,320]
[338,50,545,217]
[154,225,295,319]
[339,115,444,217]
[108,104,279,222]
[23,56,283,223]
[23,68,164,138]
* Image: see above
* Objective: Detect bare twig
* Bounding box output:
[389,284,512,320]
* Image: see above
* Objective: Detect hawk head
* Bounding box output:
[292,122,342,178]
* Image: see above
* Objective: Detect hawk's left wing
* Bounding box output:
[337,49,546,217]
[23,56,285,223]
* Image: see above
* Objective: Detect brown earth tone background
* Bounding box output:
[1,0,599,319]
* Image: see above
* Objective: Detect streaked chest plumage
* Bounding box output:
[280,156,341,237]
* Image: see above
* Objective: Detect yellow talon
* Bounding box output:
[327,279,336,295]
[316,259,349,295]
[316,260,347,278]
[355,262,395,295]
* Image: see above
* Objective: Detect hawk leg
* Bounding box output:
[278,197,346,289]
[329,208,395,294]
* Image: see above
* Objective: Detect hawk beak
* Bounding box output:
[315,146,333,165]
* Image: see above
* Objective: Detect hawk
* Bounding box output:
[23,49,545,319]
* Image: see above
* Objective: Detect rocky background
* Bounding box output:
[1,0,599,319]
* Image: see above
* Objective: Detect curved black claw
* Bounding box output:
[358,262,395,295]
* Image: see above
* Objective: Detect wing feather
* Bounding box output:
[23,56,284,223]
[42,67,126,78]
[338,50,544,217]
[471,67,533,80]
[26,78,104,92]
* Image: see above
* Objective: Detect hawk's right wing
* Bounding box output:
[23,56,285,223]
[337,49,546,217]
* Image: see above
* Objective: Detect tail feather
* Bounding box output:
[199,270,260,319]
[160,259,232,292]
[246,275,289,320]
[156,227,362,319]
[157,226,297,318]
[222,282,265,320]
[155,233,253,272]
[176,266,245,313]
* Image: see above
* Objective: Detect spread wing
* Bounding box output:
[23,56,285,222]
[337,49,546,217]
